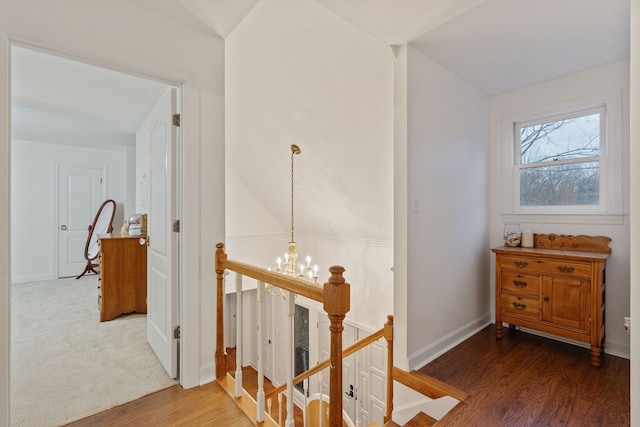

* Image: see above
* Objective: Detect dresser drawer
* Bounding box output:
[501,272,540,296]
[501,293,540,318]
[500,255,591,278]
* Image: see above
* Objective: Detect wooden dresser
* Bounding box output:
[492,234,610,367]
[98,234,148,322]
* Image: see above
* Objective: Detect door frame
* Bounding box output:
[0,32,205,425]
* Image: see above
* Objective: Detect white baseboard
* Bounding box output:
[199,362,216,386]
[11,274,54,284]
[605,341,631,359]
[408,314,493,371]
[518,327,631,360]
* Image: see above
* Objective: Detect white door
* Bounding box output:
[261,294,274,381]
[341,323,357,419]
[57,165,103,278]
[366,337,387,425]
[317,313,357,421]
[146,87,179,378]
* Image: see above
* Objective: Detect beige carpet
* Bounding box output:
[10,276,177,426]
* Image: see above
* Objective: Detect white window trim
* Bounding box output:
[500,90,624,225]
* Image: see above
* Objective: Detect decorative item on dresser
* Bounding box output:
[98,234,148,322]
[492,233,611,367]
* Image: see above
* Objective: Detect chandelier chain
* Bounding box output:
[290,148,295,243]
[269,143,317,287]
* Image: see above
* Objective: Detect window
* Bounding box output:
[515,107,604,208]
[501,90,623,223]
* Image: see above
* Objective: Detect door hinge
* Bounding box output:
[173,219,180,233]
[174,325,180,339]
[172,113,181,127]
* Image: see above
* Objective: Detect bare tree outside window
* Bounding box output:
[516,110,602,207]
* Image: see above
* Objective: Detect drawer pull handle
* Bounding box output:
[513,280,527,288]
[557,266,575,273]
[514,261,529,268]
[512,301,527,310]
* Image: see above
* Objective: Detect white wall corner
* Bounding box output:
[408,315,492,371]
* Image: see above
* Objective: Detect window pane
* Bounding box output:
[520,161,599,206]
[294,305,309,393]
[520,113,600,165]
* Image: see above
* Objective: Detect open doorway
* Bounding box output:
[10,45,179,425]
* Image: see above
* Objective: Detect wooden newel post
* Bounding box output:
[215,243,227,379]
[323,266,350,427]
[384,314,394,423]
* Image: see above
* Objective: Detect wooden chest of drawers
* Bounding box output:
[492,234,610,367]
[98,234,147,322]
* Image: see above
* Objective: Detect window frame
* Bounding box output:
[500,90,623,224]
[514,106,606,213]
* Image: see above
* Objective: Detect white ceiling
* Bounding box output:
[11,46,170,148]
[10,0,630,147]
[139,0,629,94]
[410,0,630,95]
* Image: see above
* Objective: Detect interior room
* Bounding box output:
[0,0,637,425]
[9,46,177,425]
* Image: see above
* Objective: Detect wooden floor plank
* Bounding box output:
[420,325,629,427]
[63,381,254,427]
[64,325,629,426]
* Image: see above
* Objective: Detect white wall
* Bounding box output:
[0,3,225,422]
[404,45,491,369]
[488,60,631,358]
[225,0,394,330]
[10,139,130,282]
[393,44,410,370]
[629,0,638,423]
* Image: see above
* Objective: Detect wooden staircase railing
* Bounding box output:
[264,325,386,402]
[215,243,467,426]
[216,242,350,427]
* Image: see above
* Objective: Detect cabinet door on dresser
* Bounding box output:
[542,275,591,331]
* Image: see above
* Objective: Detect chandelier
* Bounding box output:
[269,144,319,286]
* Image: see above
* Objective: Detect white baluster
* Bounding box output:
[355,351,361,427]
[285,292,295,427]
[303,378,309,427]
[256,281,265,422]
[235,273,243,398]
[319,369,324,427]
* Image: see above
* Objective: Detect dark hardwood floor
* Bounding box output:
[419,325,630,426]
[65,325,629,426]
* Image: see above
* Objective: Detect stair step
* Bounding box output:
[404,411,438,426]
